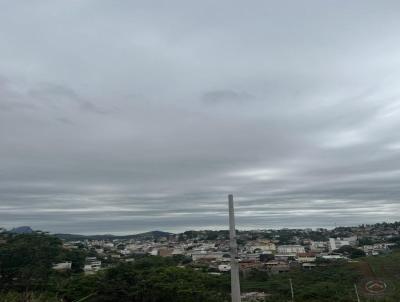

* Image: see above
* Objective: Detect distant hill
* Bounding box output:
[54,230,173,241]
[9,226,34,234]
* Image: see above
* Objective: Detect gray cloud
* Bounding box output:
[0,77,37,111]
[1,1,400,234]
[29,83,109,114]
[202,90,254,104]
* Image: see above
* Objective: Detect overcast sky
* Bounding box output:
[1,1,400,234]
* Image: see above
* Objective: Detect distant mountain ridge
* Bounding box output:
[54,230,173,241]
[9,226,34,234]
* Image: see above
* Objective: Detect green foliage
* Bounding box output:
[60,256,230,302]
[94,263,229,302]
[242,263,361,302]
[274,229,301,244]
[0,233,63,291]
[205,232,218,240]
[0,291,59,302]
[65,248,87,273]
[336,245,366,258]
[306,231,329,242]
[388,236,400,247]
[182,230,229,241]
[172,254,192,265]
[245,268,269,282]
[358,237,375,246]
[60,274,101,301]
[0,232,86,298]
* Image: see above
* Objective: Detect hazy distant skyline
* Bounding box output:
[1,1,400,234]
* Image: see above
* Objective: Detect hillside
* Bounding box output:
[54,230,173,241]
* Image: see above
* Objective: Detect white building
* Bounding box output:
[172,248,184,255]
[84,257,102,274]
[95,248,104,254]
[191,251,224,261]
[363,243,394,255]
[120,249,131,256]
[296,253,316,263]
[149,249,158,256]
[240,253,261,262]
[329,236,357,251]
[249,242,276,253]
[310,241,328,252]
[241,292,270,301]
[53,262,72,271]
[321,254,346,260]
[277,245,305,254]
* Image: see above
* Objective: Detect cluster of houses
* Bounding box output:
[52,224,398,277]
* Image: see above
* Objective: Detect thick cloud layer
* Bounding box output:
[1,1,400,234]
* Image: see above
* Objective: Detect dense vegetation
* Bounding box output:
[0,233,85,292]
[0,233,230,302]
[335,245,366,258]
[62,258,230,302]
[243,262,361,302]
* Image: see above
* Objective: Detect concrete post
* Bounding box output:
[229,194,241,302]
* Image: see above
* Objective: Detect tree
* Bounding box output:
[60,256,230,302]
[335,245,366,259]
[64,249,87,273]
[0,233,63,292]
